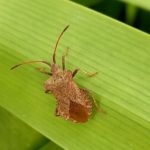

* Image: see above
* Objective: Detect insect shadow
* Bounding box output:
[11,25,104,123]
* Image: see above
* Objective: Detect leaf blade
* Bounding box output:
[0,0,150,150]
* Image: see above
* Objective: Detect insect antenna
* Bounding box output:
[53,25,69,64]
[11,60,51,70]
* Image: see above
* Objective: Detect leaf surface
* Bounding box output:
[0,0,150,150]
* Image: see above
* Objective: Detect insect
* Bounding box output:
[11,25,102,123]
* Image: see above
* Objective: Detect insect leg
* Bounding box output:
[91,95,106,114]
[62,47,69,70]
[81,88,106,114]
[55,107,60,116]
[36,67,52,76]
[72,68,79,77]
[45,89,52,94]
[72,68,97,78]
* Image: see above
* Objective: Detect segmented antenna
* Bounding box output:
[11,25,69,70]
[53,25,69,64]
[11,61,51,70]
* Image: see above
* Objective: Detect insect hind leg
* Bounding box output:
[81,88,106,114]
[91,95,106,114]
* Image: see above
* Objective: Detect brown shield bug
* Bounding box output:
[11,25,103,123]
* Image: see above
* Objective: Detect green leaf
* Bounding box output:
[119,0,150,10]
[90,0,124,20]
[0,106,48,150]
[71,0,101,6]
[39,141,63,150]
[0,0,150,150]
[125,4,137,25]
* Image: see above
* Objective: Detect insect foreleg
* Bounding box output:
[72,68,79,77]
[72,68,97,78]
[36,67,52,76]
[45,89,52,94]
